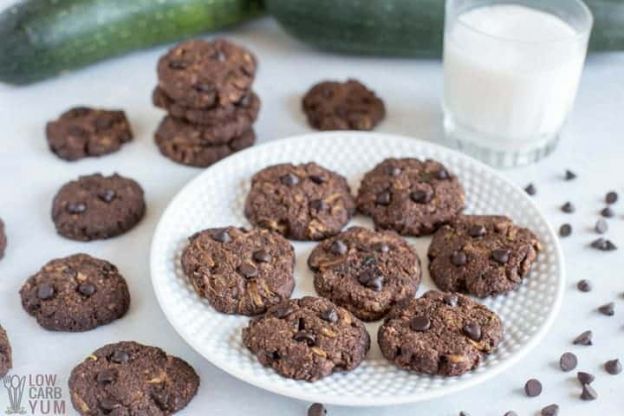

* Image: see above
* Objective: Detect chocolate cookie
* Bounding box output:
[69,341,199,415]
[302,79,385,130]
[157,38,257,108]
[153,87,260,126]
[181,226,295,315]
[356,158,465,236]
[155,121,255,167]
[20,254,130,332]
[308,226,421,321]
[51,173,146,241]
[46,107,133,161]
[0,218,6,260]
[378,291,503,376]
[0,324,12,377]
[244,163,355,240]
[242,296,370,382]
[428,215,541,297]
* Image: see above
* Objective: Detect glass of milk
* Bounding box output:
[443,0,593,168]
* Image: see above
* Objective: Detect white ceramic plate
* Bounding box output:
[150,132,564,407]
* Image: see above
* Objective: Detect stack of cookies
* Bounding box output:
[153,38,260,167]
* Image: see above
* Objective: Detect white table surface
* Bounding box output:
[1,11,623,416]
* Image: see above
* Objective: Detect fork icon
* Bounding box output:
[3,375,26,414]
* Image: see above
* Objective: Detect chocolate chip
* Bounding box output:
[410,189,433,204]
[357,269,383,291]
[560,352,578,372]
[293,331,316,346]
[330,240,347,255]
[272,304,293,318]
[252,250,272,263]
[580,384,598,401]
[308,403,327,416]
[376,191,391,206]
[565,170,577,181]
[468,224,487,238]
[99,398,120,411]
[66,202,87,214]
[605,359,622,375]
[386,166,401,177]
[491,248,510,264]
[524,183,537,196]
[410,316,431,331]
[436,169,449,180]
[459,412,470,416]
[524,378,542,397]
[309,199,328,211]
[577,371,595,385]
[321,308,338,323]
[561,202,575,213]
[606,191,618,204]
[238,263,258,278]
[37,283,55,300]
[96,369,117,384]
[591,238,617,251]
[110,350,129,364]
[280,173,299,186]
[212,229,231,243]
[77,282,96,297]
[541,404,559,416]
[559,224,572,237]
[595,218,608,234]
[443,294,459,307]
[462,322,482,341]
[598,302,614,316]
[573,330,593,346]
[98,189,116,203]
[309,175,325,184]
[212,50,226,61]
[451,251,467,266]
[374,242,390,253]
[577,279,592,292]
[168,59,187,69]
[193,83,215,93]
[601,206,615,218]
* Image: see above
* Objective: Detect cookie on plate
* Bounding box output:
[242,296,370,382]
[69,341,199,415]
[378,291,503,376]
[20,254,130,332]
[302,79,385,130]
[356,158,465,236]
[308,226,421,321]
[51,173,146,241]
[0,218,6,260]
[153,87,260,127]
[181,227,295,315]
[244,162,355,240]
[0,324,11,377]
[157,38,257,108]
[428,215,541,297]
[46,107,133,161]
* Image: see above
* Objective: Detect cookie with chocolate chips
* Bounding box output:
[19,254,130,332]
[69,341,199,415]
[308,226,421,321]
[0,218,6,260]
[378,291,503,376]
[302,79,385,130]
[356,158,465,236]
[157,38,257,108]
[428,215,541,297]
[0,324,12,377]
[242,296,370,382]
[181,227,295,315]
[46,107,133,161]
[244,163,355,240]
[51,173,146,241]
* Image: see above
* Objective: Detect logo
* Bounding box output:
[2,374,66,415]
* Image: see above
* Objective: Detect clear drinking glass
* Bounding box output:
[443,0,593,168]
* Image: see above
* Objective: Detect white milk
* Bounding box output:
[443,4,588,146]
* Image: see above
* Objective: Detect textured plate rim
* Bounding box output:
[150,131,565,407]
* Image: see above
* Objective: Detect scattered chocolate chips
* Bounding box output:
[272,304,293,319]
[98,189,116,203]
[573,330,592,346]
[524,378,542,397]
[252,250,272,263]
[280,173,300,186]
[559,352,578,372]
[66,202,87,214]
[357,269,383,291]
[308,403,327,416]
[577,279,592,292]
[293,331,316,346]
[541,404,559,416]
[597,302,615,316]
[595,218,608,234]
[590,238,617,251]
[330,240,348,255]
[77,282,96,297]
[373,242,389,253]
[451,250,467,266]
[212,229,231,243]
[238,263,258,279]
[524,183,537,196]
[580,384,598,401]
[386,166,401,177]
[605,191,618,204]
[443,294,459,307]
[410,189,433,204]
[491,248,510,264]
[600,206,615,218]
[110,350,129,364]
[559,224,572,237]
[96,369,117,384]
[565,170,577,181]
[168,59,187,70]
[468,224,487,238]
[577,371,595,385]
[37,283,55,300]
[409,316,431,332]
[436,169,449,180]
[376,191,391,206]
[605,359,622,375]
[462,322,482,341]
[309,175,325,184]
[320,308,338,323]
[561,202,575,213]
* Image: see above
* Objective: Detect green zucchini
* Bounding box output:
[266,0,624,57]
[0,0,263,85]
